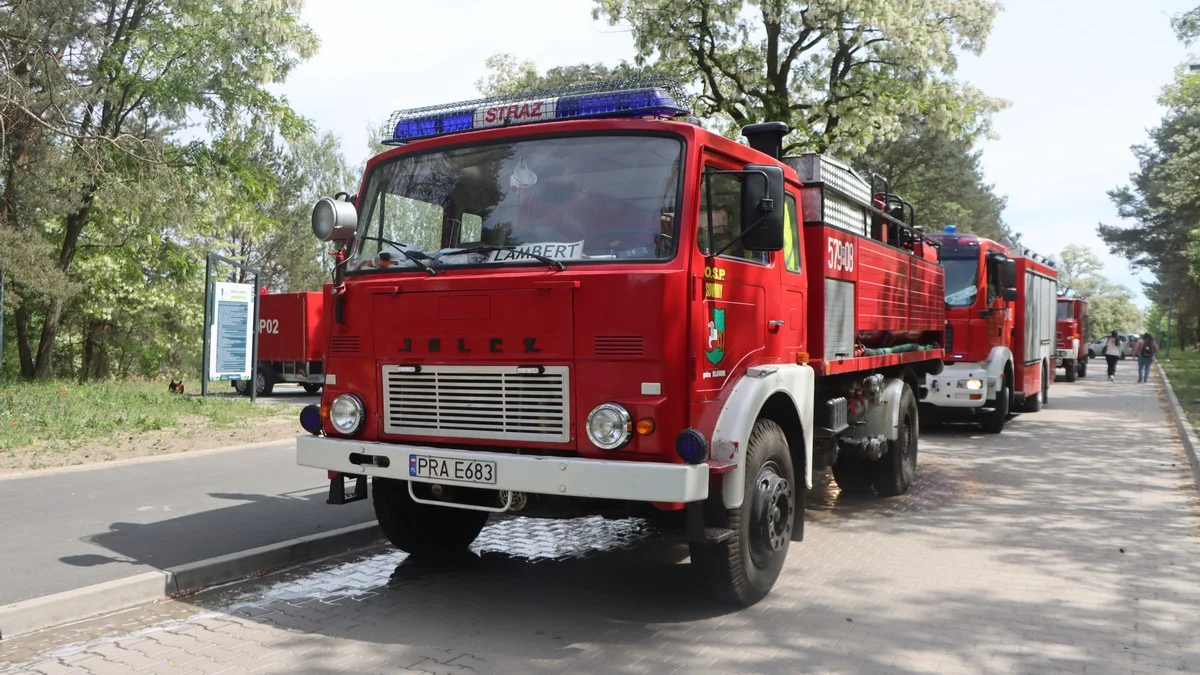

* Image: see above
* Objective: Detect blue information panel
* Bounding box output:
[208,282,255,381]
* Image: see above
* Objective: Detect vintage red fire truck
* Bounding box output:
[922,228,1058,433]
[294,81,945,605]
[232,290,327,396]
[1055,296,1089,381]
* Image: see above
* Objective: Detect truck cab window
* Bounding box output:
[698,170,768,264]
[986,257,1002,303]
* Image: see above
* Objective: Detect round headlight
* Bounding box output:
[329,394,365,435]
[964,379,983,390]
[586,403,632,451]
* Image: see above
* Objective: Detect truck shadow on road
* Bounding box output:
[60,489,371,571]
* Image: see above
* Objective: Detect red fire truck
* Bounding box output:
[1056,296,1089,381]
[294,81,946,605]
[232,290,326,396]
[922,228,1058,433]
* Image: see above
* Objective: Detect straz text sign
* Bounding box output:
[474,98,558,129]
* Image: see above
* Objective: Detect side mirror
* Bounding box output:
[739,163,786,252]
[1002,287,1019,302]
[1001,258,1017,288]
[312,196,358,242]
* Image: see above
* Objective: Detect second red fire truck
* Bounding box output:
[294,80,947,606]
[922,228,1058,433]
[1056,295,1090,381]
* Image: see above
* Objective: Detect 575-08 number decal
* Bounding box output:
[827,238,855,273]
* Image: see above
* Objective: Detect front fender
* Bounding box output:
[985,345,1014,397]
[711,364,814,509]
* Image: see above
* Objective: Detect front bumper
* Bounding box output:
[1055,349,1075,361]
[922,364,993,409]
[297,436,710,503]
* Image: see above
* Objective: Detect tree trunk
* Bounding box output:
[32,194,94,380]
[14,303,35,380]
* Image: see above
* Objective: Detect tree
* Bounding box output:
[1053,244,1143,339]
[592,0,1003,156]
[857,116,1008,240]
[0,0,317,380]
[1099,66,1200,349]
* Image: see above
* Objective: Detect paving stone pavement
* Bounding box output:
[2,369,1198,674]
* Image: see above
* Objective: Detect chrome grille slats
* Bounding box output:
[382,365,570,443]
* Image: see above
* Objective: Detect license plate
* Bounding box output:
[409,454,496,485]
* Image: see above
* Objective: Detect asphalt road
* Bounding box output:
[0,440,372,606]
[3,363,1197,673]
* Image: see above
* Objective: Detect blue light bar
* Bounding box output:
[387,86,689,144]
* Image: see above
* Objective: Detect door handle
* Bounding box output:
[768,320,785,332]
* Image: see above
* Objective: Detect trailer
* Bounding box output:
[232,290,326,396]
[293,80,946,606]
[922,229,1058,433]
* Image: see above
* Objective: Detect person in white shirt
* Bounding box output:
[1102,331,1122,381]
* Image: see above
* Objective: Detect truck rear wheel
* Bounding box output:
[302,383,322,394]
[372,477,489,556]
[1079,358,1088,378]
[1064,359,1077,382]
[831,455,875,495]
[691,418,795,607]
[1023,364,1047,412]
[982,383,1010,434]
[873,385,918,497]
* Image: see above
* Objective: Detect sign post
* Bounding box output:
[201,254,262,402]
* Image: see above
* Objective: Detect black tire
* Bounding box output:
[233,379,250,396]
[691,419,795,607]
[873,385,918,497]
[1022,363,1048,412]
[1079,358,1088,378]
[982,383,1010,434]
[373,477,489,556]
[302,383,322,394]
[1064,359,1077,382]
[255,367,275,396]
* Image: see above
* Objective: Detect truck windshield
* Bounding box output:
[1057,302,1071,321]
[942,258,980,307]
[350,135,683,272]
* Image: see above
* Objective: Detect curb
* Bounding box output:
[0,438,297,483]
[1157,362,1200,491]
[0,521,382,640]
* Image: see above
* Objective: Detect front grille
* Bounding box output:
[382,365,570,443]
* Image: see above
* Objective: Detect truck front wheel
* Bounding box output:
[1079,358,1088,378]
[982,383,1010,434]
[692,418,795,607]
[372,478,489,556]
[873,385,918,497]
[1064,359,1077,382]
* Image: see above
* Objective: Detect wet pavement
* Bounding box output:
[2,369,1199,674]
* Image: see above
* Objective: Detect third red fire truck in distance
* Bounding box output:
[1056,295,1090,381]
[922,228,1058,433]
[294,79,946,606]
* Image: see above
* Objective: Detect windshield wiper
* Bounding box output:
[443,245,565,271]
[360,236,436,275]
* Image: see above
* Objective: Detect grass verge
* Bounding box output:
[1160,349,1200,427]
[0,380,297,472]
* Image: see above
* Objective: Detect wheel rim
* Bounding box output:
[256,373,266,394]
[749,461,793,568]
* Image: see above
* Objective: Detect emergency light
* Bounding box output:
[385,79,690,144]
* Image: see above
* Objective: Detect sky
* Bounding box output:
[277,0,1200,308]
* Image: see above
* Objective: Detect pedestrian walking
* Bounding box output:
[1133,332,1157,383]
[1103,330,1122,381]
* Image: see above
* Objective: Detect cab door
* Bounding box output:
[692,155,779,401]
